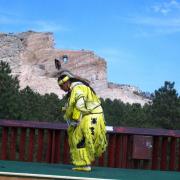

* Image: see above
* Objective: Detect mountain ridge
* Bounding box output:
[0,31,151,105]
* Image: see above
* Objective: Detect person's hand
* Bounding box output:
[62,106,66,112]
[63,114,67,120]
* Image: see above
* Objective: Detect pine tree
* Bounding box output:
[150,81,180,129]
[0,61,20,119]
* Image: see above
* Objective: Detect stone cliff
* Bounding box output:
[0,31,151,105]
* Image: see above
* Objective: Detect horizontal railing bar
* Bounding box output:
[113,127,180,137]
[0,119,67,130]
[1,119,180,137]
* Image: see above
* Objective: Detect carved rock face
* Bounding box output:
[0,31,150,105]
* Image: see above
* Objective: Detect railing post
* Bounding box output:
[45,129,52,163]
[54,130,61,163]
[51,130,56,163]
[115,134,121,168]
[19,128,27,161]
[169,137,177,171]
[108,134,116,167]
[1,127,8,160]
[10,127,17,160]
[37,129,44,162]
[63,131,69,164]
[160,137,168,170]
[152,136,159,170]
[28,128,35,162]
[122,135,128,168]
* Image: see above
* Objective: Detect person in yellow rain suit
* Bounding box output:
[57,70,107,172]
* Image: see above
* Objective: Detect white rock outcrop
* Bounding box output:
[0,31,151,105]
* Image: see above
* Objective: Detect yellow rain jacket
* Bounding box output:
[64,82,103,121]
[63,82,107,166]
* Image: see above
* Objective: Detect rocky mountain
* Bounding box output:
[0,31,151,105]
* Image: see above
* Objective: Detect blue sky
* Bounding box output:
[0,0,180,94]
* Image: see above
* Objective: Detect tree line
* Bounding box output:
[0,61,180,129]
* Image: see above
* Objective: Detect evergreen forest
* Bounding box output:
[1,61,180,129]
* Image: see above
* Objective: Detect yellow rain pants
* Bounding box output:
[63,82,107,166]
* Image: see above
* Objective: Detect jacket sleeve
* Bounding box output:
[74,87,91,114]
[64,85,89,121]
[76,96,91,114]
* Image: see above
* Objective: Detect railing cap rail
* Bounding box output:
[113,127,180,137]
[0,119,67,130]
[1,119,180,137]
